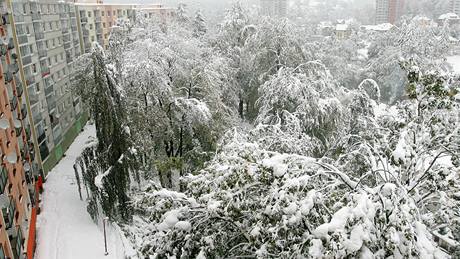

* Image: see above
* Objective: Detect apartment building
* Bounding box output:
[451,0,460,16]
[375,0,405,24]
[260,0,288,17]
[76,3,135,50]
[11,0,87,177]
[0,1,42,258]
[75,2,173,49]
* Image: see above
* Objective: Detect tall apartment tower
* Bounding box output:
[0,1,43,258]
[375,0,405,24]
[451,0,460,16]
[261,0,288,17]
[10,0,87,177]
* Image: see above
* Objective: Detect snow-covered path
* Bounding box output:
[35,125,122,259]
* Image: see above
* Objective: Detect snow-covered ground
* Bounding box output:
[35,125,128,259]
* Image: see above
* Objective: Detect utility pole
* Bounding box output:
[103,217,109,256]
[73,162,83,201]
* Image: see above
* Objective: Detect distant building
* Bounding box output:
[438,12,460,25]
[452,0,460,16]
[335,24,351,40]
[260,0,287,17]
[362,23,396,32]
[375,0,405,24]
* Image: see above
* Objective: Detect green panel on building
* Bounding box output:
[42,113,90,176]
[55,145,63,161]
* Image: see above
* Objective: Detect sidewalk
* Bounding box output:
[34,124,123,259]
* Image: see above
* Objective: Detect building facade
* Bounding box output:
[11,0,86,177]
[451,0,460,16]
[0,1,43,258]
[375,0,405,24]
[0,1,176,258]
[260,0,288,17]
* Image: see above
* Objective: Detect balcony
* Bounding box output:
[0,167,7,194]
[20,105,27,120]
[41,66,50,78]
[38,49,47,58]
[31,13,42,21]
[44,85,53,96]
[8,63,19,74]
[2,198,16,229]
[13,14,24,23]
[80,17,88,23]
[29,93,39,105]
[22,55,32,66]
[4,71,13,84]
[25,74,35,86]
[10,95,18,111]
[17,35,28,45]
[37,132,46,144]
[35,32,45,40]
[47,100,56,112]
[40,142,49,160]
[32,111,42,124]
[15,84,23,98]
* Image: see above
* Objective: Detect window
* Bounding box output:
[108,11,111,16]
[103,22,106,28]
[101,11,104,16]
[89,24,93,30]
[26,25,30,34]
[91,36,95,42]
[109,22,112,27]
[87,11,91,17]
[32,64,37,74]
[54,56,57,63]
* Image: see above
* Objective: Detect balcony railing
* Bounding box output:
[37,132,46,144]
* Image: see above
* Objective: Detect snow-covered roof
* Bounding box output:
[438,13,460,20]
[336,24,349,31]
[413,16,431,22]
[363,23,395,32]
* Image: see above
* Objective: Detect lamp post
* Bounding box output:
[103,217,109,256]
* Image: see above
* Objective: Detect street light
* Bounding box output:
[103,217,109,256]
